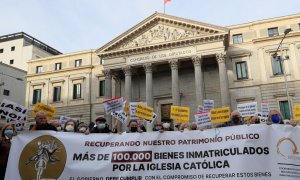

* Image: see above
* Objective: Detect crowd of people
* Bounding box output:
[0,109,299,179]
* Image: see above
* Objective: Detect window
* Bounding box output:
[53,86,61,102]
[271,56,283,75]
[11,46,15,51]
[3,89,10,96]
[100,58,104,65]
[55,63,62,70]
[0,49,3,53]
[73,84,81,99]
[75,59,82,67]
[32,89,42,104]
[268,27,279,37]
[236,61,248,80]
[9,59,14,64]
[279,100,291,120]
[36,66,43,73]
[99,80,105,96]
[232,34,243,44]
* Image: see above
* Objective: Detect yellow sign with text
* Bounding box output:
[32,103,57,121]
[293,105,300,121]
[134,104,153,121]
[210,107,231,124]
[170,106,190,123]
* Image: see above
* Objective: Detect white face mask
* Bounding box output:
[56,127,62,131]
[65,125,74,132]
[79,127,86,133]
[162,123,170,129]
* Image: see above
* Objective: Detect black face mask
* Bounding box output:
[231,116,240,123]
[130,127,138,132]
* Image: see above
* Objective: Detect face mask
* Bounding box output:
[4,130,13,136]
[184,128,189,131]
[255,120,260,124]
[231,116,240,123]
[162,123,170,129]
[271,115,281,124]
[65,125,74,132]
[130,127,138,132]
[16,127,23,131]
[98,124,106,129]
[79,127,86,133]
[56,127,62,131]
[154,126,161,131]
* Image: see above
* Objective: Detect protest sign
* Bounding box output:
[203,100,214,112]
[194,112,211,127]
[134,104,153,121]
[6,125,300,180]
[103,97,124,115]
[130,102,147,120]
[294,105,300,121]
[170,106,190,123]
[237,102,258,117]
[111,111,128,124]
[0,99,27,127]
[32,103,56,120]
[260,103,269,123]
[210,107,230,124]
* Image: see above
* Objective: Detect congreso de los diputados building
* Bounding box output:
[26,12,300,126]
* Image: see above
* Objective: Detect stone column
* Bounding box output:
[192,55,204,106]
[169,59,180,106]
[103,69,112,126]
[143,63,153,107]
[216,53,230,106]
[122,66,132,102]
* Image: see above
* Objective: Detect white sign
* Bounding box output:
[103,97,124,115]
[6,125,300,180]
[237,102,258,117]
[0,99,27,127]
[261,103,270,123]
[111,111,128,124]
[129,102,147,120]
[257,112,268,124]
[194,112,211,127]
[203,100,214,112]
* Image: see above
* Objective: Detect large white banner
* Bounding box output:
[5,125,300,180]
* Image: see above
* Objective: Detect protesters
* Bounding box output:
[78,123,89,134]
[228,110,243,126]
[50,119,62,131]
[161,119,174,131]
[91,117,117,133]
[248,116,260,125]
[179,123,190,132]
[266,110,284,125]
[0,124,16,179]
[137,119,147,132]
[190,122,198,130]
[152,121,163,131]
[127,120,143,133]
[63,120,78,132]
[29,111,57,131]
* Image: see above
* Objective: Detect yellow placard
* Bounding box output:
[293,105,300,121]
[32,103,57,121]
[170,106,190,123]
[210,107,230,124]
[134,104,153,120]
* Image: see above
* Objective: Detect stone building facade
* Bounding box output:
[25,50,105,124]
[96,12,300,125]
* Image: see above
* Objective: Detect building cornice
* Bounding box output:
[26,65,94,77]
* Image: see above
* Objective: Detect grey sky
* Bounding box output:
[1,0,299,53]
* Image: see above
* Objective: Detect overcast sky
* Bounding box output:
[1,0,299,53]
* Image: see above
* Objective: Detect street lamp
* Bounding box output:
[272,28,293,119]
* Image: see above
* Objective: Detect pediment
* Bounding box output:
[97,12,228,54]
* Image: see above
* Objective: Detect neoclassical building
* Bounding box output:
[96,12,300,125]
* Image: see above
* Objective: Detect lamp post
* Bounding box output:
[273,28,293,119]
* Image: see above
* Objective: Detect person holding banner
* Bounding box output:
[91,117,117,133]
[267,110,284,125]
[190,122,198,130]
[152,122,163,131]
[29,111,57,131]
[127,120,143,133]
[63,120,78,132]
[160,119,174,132]
[78,123,89,134]
[228,111,243,126]
[0,124,16,179]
